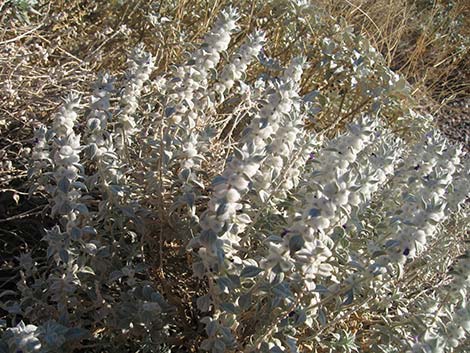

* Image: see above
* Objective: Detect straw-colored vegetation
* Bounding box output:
[0,1,468,352]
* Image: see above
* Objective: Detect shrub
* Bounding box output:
[1,2,468,353]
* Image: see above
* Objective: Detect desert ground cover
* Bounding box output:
[0,1,469,352]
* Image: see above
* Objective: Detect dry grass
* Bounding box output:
[321,0,469,101]
[0,1,468,350]
[319,0,469,147]
[1,0,467,138]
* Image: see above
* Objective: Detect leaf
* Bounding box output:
[343,289,354,306]
[142,284,154,300]
[70,227,82,240]
[180,192,195,209]
[318,307,327,326]
[219,326,234,342]
[314,285,330,294]
[64,327,88,340]
[288,234,304,253]
[238,293,252,310]
[87,143,98,159]
[227,274,241,287]
[82,226,97,235]
[237,213,251,224]
[206,320,217,337]
[96,246,110,258]
[371,250,387,258]
[259,117,269,129]
[331,226,345,240]
[192,261,206,278]
[273,283,293,299]
[200,338,213,351]
[120,206,135,218]
[294,309,307,326]
[385,239,400,248]
[108,270,124,283]
[217,276,233,294]
[240,266,263,278]
[165,106,176,117]
[216,202,229,217]
[212,176,227,186]
[303,90,320,102]
[309,208,321,217]
[179,168,190,181]
[348,260,364,271]
[74,203,89,215]
[285,336,298,353]
[213,339,226,353]
[232,146,245,161]
[270,347,284,353]
[80,266,95,275]
[58,177,70,193]
[59,248,69,263]
[220,302,237,314]
[258,189,269,203]
[72,181,88,192]
[196,294,212,312]
[200,230,217,248]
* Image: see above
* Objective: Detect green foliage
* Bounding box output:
[0,1,468,352]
